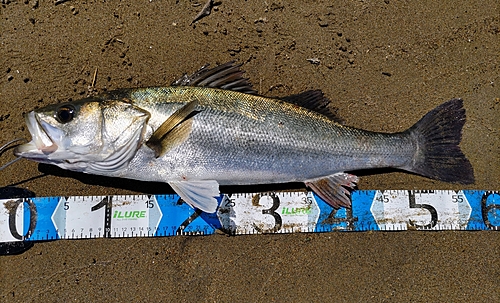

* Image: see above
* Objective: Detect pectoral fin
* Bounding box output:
[169,180,220,213]
[305,173,359,208]
[146,100,201,157]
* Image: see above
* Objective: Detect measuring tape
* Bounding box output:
[1,190,498,244]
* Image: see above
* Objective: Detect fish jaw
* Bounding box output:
[14,111,61,161]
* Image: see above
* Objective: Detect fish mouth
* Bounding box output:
[14,112,58,158]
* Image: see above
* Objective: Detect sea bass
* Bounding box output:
[14,62,474,212]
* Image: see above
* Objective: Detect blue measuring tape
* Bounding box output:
[1,190,498,244]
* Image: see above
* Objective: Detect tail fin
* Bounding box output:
[404,98,474,184]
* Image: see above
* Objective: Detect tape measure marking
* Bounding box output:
[1,190,498,243]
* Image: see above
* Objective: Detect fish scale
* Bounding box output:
[125,87,413,181]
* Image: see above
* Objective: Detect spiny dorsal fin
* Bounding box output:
[171,61,257,95]
[281,90,342,123]
[146,100,201,157]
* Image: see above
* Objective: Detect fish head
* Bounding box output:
[15,97,150,174]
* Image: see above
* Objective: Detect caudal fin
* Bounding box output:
[404,98,474,184]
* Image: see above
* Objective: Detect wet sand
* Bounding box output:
[1,1,499,302]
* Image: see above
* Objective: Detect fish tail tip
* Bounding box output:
[405,98,475,184]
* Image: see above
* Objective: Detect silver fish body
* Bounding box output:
[14,62,474,212]
[113,87,412,183]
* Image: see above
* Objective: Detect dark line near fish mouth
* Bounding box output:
[5,173,48,188]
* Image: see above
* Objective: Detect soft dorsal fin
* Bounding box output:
[146,100,201,158]
[171,61,257,95]
[281,90,342,123]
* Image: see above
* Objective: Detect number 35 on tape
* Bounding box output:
[0,190,498,243]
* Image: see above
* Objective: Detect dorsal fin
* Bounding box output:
[171,61,257,95]
[281,90,342,123]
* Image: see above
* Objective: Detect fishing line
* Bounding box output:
[0,138,27,171]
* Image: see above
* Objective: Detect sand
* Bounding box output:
[1,0,498,302]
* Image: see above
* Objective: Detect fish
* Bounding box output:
[13,61,474,213]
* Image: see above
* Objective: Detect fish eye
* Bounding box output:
[55,105,75,123]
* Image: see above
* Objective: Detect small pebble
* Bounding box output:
[318,15,329,27]
[307,58,320,64]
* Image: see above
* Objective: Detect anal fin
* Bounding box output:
[169,180,220,213]
[304,173,359,208]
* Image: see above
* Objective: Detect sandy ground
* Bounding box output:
[1,0,499,302]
